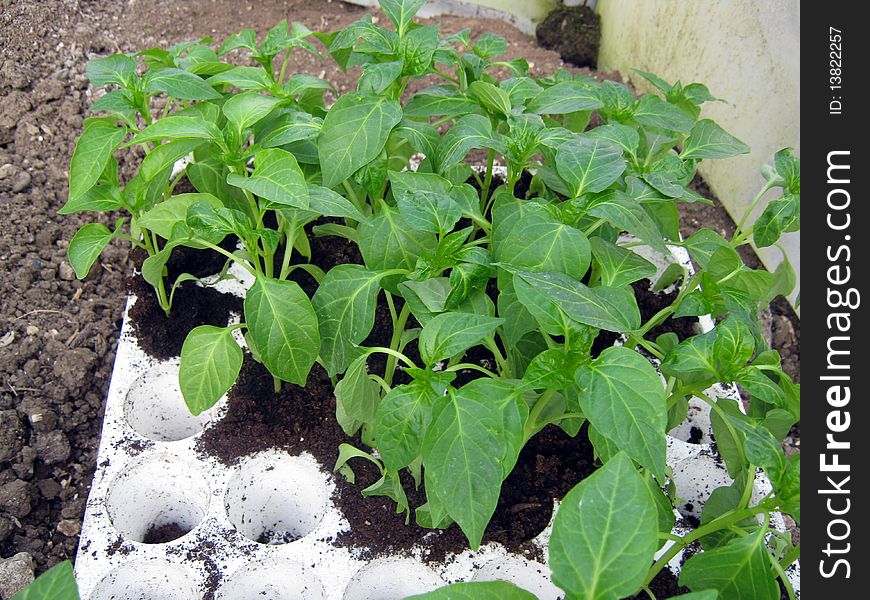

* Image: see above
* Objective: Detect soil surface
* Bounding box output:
[0,0,800,591]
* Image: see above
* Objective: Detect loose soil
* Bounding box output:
[0,0,800,591]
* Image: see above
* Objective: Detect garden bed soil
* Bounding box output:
[0,0,800,588]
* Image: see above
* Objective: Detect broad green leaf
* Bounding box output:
[244,277,319,385]
[493,207,591,279]
[422,386,507,548]
[11,560,80,600]
[358,60,403,94]
[735,366,784,407]
[400,25,438,76]
[468,80,512,117]
[206,66,271,90]
[683,228,731,269]
[556,137,626,197]
[527,81,603,114]
[397,191,462,235]
[473,33,509,58]
[712,316,755,377]
[434,114,500,173]
[227,148,309,209]
[317,93,402,187]
[130,115,224,145]
[394,118,440,158]
[379,0,427,36]
[258,111,322,148]
[576,347,668,478]
[501,77,544,106]
[138,193,223,242]
[376,380,439,471]
[143,67,221,100]
[710,397,749,478]
[679,529,779,600]
[632,94,694,133]
[87,54,137,88]
[753,193,799,248]
[521,348,576,390]
[732,419,787,488]
[307,184,367,222]
[587,190,669,254]
[68,223,115,279]
[69,119,126,201]
[140,138,204,182]
[680,119,750,160]
[587,122,640,158]
[399,277,451,324]
[90,89,138,126]
[358,205,437,274]
[406,581,536,600]
[550,452,658,600]
[222,92,283,134]
[418,312,503,365]
[445,262,489,309]
[514,271,641,332]
[590,237,657,287]
[661,329,718,384]
[312,265,383,376]
[179,326,243,415]
[334,354,381,434]
[404,85,480,117]
[58,182,122,215]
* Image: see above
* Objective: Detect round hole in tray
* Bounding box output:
[217,559,325,599]
[225,450,328,544]
[471,555,562,600]
[106,454,210,543]
[124,361,222,441]
[91,559,198,600]
[343,558,443,600]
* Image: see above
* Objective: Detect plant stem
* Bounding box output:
[734,181,775,242]
[273,376,282,393]
[523,389,557,442]
[195,240,257,277]
[444,362,499,379]
[479,148,495,210]
[384,303,411,387]
[279,225,297,280]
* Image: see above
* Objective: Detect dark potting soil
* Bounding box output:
[198,353,600,562]
[126,273,243,360]
[536,5,602,69]
[141,521,190,544]
[626,568,690,599]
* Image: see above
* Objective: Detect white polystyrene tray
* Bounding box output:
[75,216,798,600]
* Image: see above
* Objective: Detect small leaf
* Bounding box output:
[358,205,437,276]
[468,80,512,117]
[69,119,126,202]
[258,111,322,148]
[679,528,779,600]
[661,329,718,384]
[434,114,501,173]
[334,355,381,434]
[550,452,658,600]
[138,193,223,242]
[576,347,668,478]
[379,0,427,36]
[143,67,222,100]
[179,326,243,415]
[11,560,80,600]
[397,190,462,235]
[586,190,669,254]
[222,92,283,134]
[140,138,204,182]
[376,380,439,472]
[406,581,536,600]
[590,237,657,287]
[527,81,603,114]
[633,94,695,133]
[473,33,509,59]
[753,193,799,248]
[206,66,271,90]
[404,85,480,117]
[87,54,137,88]
[130,115,224,145]
[68,223,115,279]
[227,148,309,209]
[418,312,503,365]
[680,119,750,160]
[244,277,319,385]
[556,137,626,197]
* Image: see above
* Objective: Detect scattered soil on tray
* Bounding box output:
[126,274,243,360]
[142,522,190,544]
[0,0,800,586]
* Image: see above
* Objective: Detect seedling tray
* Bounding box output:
[75,245,799,599]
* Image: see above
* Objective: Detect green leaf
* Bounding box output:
[556,137,626,197]
[397,191,462,235]
[753,193,799,248]
[576,347,668,478]
[735,366,784,407]
[358,205,437,274]
[521,348,576,391]
[143,67,221,100]
[679,529,779,599]
[661,329,718,384]
[138,193,223,242]
[404,86,480,117]
[140,138,204,182]
[774,147,800,193]
[130,115,224,145]
[590,237,657,287]
[258,111,322,148]
[179,326,243,416]
[58,182,122,215]
[87,54,137,88]
[434,114,500,173]
[633,94,695,133]
[468,81,512,117]
[379,0,427,36]
[406,581,536,600]
[587,190,669,254]
[358,60,403,94]
[473,33,509,58]
[222,92,283,134]
[11,560,80,600]
[418,312,503,365]
[244,277,319,385]
[588,122,640,158]
[68,223,116,279]
[376,380,439,471]
[422,384,512,548]
[307,184,367,222]
[394,118,440,158]
[514,271,641,332]
[550,452,658,600]
[227,148,309,209]
[317,93,402,187]
[493,206,591,279]
[312,265,383,377]
[206,66,271,90]
[712,316,755,377]
[69,119,126,202]
[680,119,750,160]
[334,355,381,435]
[527,81,603,114]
